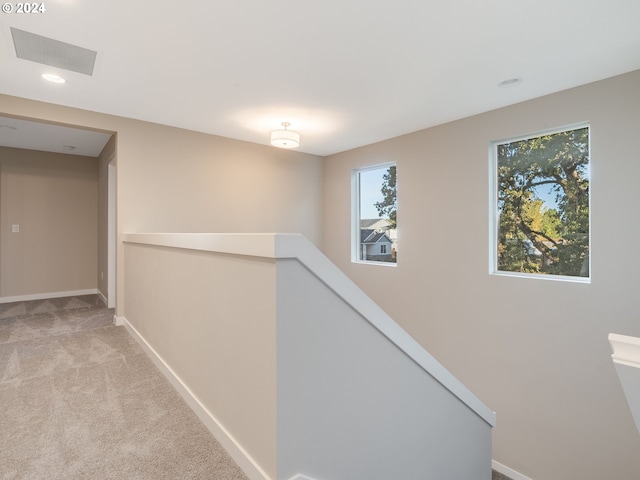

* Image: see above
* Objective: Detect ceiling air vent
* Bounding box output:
[11,27,97,76]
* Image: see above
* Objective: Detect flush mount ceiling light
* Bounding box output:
[42,73,66,84]
[270,122,300,149]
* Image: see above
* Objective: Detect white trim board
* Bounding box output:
[609,333,640,368]
[0,288,98,304]
[118,316,271,480]
[609,333,640,436]
[492,460,533,480]
[97,290,108,307]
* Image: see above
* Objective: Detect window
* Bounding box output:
[490,125,590,280]
[352,163,397,265]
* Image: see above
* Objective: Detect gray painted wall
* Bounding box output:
[277,259,492,480]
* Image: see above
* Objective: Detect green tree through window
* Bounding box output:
[495,126,589,278]
[375,165,397,228]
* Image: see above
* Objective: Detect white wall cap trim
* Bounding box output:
[609,333,640,368]
[122,232,282,258]
[122,233,496,427]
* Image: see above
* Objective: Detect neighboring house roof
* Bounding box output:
[360,218,391,230]
[361,229,392,244]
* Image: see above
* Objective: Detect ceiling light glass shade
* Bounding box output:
[271,124,300,148]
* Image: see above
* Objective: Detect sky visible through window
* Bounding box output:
[530,162,591,211]
[531,183,559,210]
[359,168,386,218]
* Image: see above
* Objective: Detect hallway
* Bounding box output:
[0,295,247,479]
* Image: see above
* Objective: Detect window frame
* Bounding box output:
[488,123,591,283]
[351,162,397,267]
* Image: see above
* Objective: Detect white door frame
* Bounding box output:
[107,155,116,308]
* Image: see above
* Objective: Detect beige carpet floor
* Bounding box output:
[0,295,248,480]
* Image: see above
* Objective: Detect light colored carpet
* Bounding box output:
[0,296,248,480]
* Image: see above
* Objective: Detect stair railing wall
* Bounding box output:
[122,233,495,480]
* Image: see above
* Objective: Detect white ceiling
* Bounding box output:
[0,115,111,157]
[1,0,639,157]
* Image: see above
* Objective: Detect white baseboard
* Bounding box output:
[118,316,271,480]
[97,290,108,307]
[492,460,532,480]
[0,289,98,304]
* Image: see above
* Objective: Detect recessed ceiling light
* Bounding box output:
[498,78,522,88]
[42,73,66,84]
